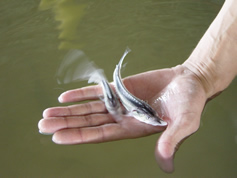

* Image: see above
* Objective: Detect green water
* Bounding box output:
[0,0,236,177]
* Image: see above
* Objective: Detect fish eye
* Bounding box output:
[132,110,151,120]
[132,110,143,116]
[132,110,139,115]
[139,112,148,119]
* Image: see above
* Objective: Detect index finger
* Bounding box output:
[58,85,103,103]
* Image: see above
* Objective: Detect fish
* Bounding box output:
[88,68,123,116]
[56,49,122,116]
[113,48,167,126]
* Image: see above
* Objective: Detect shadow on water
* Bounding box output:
[0,0,236,177]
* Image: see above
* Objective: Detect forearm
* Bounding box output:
[183,0,237,98]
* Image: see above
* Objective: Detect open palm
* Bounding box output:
[39,65,207,172]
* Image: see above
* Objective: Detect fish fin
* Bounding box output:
[121,62,128,73]
[98,94,105,101]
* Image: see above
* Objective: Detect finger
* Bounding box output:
[51,115,166,145]
[58,85,103,103]
[52,123,128,144]
[155,115,200,173]
[43,101,107,117]
[38,113,115,134]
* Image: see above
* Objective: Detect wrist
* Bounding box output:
[182,59,218,99]
[182,0,237,98]
[183,36,237,99]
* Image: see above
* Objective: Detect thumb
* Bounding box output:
[155,116,200,173]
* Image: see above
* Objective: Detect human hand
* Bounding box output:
[38,65,208,173]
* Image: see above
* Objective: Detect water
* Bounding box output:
[1,0,236,177]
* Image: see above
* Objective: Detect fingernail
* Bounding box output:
[42,109,49,117]
[52,134,62,144]
[58,94,63,103]
[39,130,53,135]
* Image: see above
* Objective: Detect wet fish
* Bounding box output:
[113,48,167,126]
[88,68,122,115]
[56,49,122,116]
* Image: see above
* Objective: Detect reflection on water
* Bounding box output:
[39,0,86,49]
[1,0,236,177]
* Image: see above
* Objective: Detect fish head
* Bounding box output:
[131,108,167,126]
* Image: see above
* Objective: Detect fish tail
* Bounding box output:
[88,69,105,84]
[118,47,131,68]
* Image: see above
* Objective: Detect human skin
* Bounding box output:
[38,0,237,173]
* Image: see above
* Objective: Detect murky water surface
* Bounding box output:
[1,0,236,177]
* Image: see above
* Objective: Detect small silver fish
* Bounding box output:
[113,48,167,126]
[88,69,122,115]
[56,49,122,116]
